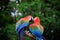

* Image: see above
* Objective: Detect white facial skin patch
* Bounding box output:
[28,16,33,21]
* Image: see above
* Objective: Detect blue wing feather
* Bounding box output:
[16,22,29,40]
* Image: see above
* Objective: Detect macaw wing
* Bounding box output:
[29,26,43,40]
[16,22,29,33]
[29,25,43,37]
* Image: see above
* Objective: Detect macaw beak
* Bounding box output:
[29,18,34,24]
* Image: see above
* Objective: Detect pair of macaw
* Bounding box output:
[16,15,44,40]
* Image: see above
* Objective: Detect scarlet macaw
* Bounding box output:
[29,17,44,40]
[16,15,33,40]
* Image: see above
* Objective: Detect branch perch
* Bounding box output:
[24,30,36,40]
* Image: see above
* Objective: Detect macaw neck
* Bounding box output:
[34,22,40,25]
[34,20,40,24]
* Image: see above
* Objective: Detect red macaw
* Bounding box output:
[29,17,44,40]
[16,15,33,40]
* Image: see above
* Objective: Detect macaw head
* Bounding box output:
[34,17,44,32]
[34,17,40,24]
[23,15,33,23]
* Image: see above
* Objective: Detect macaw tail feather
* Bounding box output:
[19,28,24,40]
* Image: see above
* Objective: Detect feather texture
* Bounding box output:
[16,15,33,40]
[29,17,44,40]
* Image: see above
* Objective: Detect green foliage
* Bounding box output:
[41,0,60,40]
[0,0,60,40]
[16,0,60,40]
[5,24,18,40]
[16,0,42,15]
[0,1,16,40]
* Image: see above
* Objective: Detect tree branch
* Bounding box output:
[24,30,36,40]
